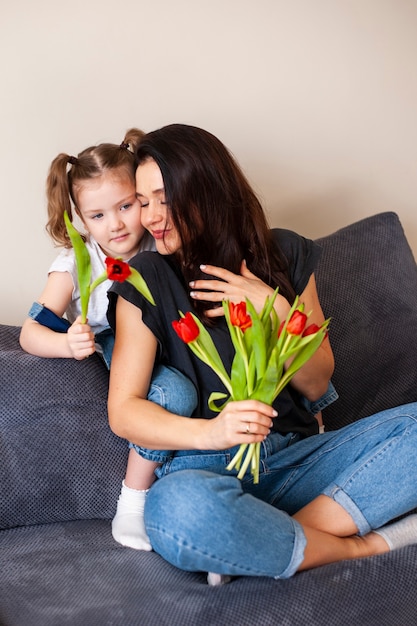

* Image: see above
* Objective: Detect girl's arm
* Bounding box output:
[189,263,334,403]
[107,295,275,451]
[19,271,96,360]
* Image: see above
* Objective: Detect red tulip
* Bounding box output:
[302,323,320,337]
[172,312,200,343]
[105,257,132,282]
[229,302,252,332]
[286,310,307,335]
[303,322,328,343]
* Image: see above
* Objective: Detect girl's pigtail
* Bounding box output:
[46,154,75,248]
[122,128,146,155]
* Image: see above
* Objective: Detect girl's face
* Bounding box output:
[76,170,145,261]
[135,158,181,256]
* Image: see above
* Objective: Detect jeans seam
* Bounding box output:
[148,383,167,406]
[286,412,417,469]
[269,466,300,504]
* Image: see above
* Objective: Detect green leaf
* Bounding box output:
[244,299,267,379]
[64,211,91,323]
[277,333,305,362]
[260,288,279,324]
[179,311,232,394]
[208,392,230,412]
[268,308,280,356]
[250,345,282,404]
[247,350,257,396]
[274,323,330,397]
[126,266,156,305]
[283,326,329,380]
[230,351,248,399]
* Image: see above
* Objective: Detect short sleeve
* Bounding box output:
[271,228,322,294]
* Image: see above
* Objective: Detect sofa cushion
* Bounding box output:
[315,212,417,429]
[2,520,417,626]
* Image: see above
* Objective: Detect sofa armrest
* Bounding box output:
[0,325,127,529]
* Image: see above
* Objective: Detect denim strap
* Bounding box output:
[28,302,71,333]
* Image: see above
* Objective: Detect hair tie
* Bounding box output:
[120,141,130,150]
[68,155,78,165]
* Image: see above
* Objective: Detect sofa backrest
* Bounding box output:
[315,211,417,429]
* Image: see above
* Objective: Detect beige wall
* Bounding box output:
[2,0,416,324]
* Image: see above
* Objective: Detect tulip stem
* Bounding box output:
[226,444,248,472]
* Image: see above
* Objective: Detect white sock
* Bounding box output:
[207,572,232,586]
[373,514,417,550]
[111,481,152,551]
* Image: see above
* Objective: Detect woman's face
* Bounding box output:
[135,158,181,256]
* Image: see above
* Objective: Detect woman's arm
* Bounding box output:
[189,262,334,402]
[289,273,334,401]
[19,271,95,359]
[107,295,276,451]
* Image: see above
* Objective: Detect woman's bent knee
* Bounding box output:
[144,470,305,578]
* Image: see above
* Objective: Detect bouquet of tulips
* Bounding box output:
[64,211,154,322]
[172,291,329,483]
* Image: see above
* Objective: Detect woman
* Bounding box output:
[107,124,417,582]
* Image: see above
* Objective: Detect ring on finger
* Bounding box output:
[246,423,251,434]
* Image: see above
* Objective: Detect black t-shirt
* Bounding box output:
[107,228,322,438]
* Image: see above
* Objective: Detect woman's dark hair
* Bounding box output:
[135,124,295,318]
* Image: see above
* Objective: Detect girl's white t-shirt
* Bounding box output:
[48,234,155,334]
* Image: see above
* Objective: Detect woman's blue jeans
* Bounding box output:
[145,403,417,579]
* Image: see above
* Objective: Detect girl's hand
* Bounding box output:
[189,261,290,318]
[67,316,96,360]
[200,399,276,451]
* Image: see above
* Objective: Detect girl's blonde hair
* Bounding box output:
[46,128,145,247]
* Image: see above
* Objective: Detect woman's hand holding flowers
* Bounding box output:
[200,399,276,451]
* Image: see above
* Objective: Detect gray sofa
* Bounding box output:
[1,212,417,626]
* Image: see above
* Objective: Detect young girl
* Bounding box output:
[19,130,197,551]
[107,123,417,584]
